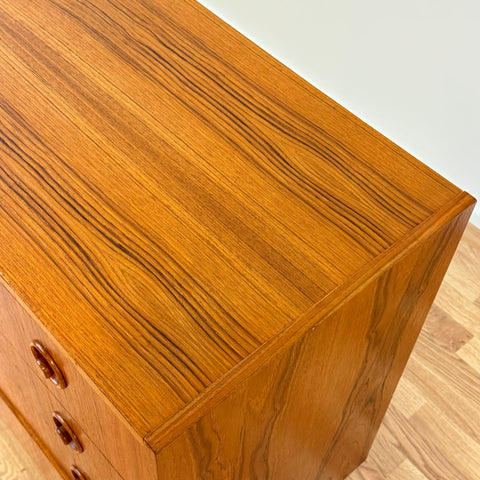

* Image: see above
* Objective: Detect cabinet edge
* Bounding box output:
[145,190,476,452]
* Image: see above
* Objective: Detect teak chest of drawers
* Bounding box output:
[0,1,476,479]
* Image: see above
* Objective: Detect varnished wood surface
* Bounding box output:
[0,341,124,480]
[152,203,472,478]
[2,222,479,478]
[0,0,468,437]
[0,282,157,480]
[145,192,475,452]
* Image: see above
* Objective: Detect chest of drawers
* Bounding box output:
[0,0,476,479]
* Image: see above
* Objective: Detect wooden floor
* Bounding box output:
[1,223,479,480]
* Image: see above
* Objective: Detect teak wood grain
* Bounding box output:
[3,224,480,480]
[0,0,476,478]
[152,205,473,479]
[0,0,468,434]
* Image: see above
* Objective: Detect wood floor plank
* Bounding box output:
[362,424,406,477]
[444,259,480,303]
[384,376,426,420]
[388,460,429,480]
[402,356,480,445]
[420,303,473,353]
[409,404,480,479]
[0,417,44,480]
[436,239,480,303]
[434,282,480,337]
[348,465,385,480]
[457,336,480,373]
[413,333,480,408]
[380,406,469,479]
[0,401,62,480]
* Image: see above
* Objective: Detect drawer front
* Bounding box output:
[0,281,156,480]
[0,339,123,480]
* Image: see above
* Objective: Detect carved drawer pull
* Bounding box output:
[30,341,67,389]
[52,412,83,453]
[70,466,88,479]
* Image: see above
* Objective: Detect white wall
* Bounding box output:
[198,0,480,227]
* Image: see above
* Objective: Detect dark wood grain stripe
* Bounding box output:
[0,0,466,438]
[4,0,422,255]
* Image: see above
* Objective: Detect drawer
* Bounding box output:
[0,281,156,480]
[0,338,123,480]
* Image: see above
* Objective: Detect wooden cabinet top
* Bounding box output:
[0,0,474,446]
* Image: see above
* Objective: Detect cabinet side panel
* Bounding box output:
[314,208,473,477]
[154,208,472,480]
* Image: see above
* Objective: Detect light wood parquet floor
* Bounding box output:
[1,223,479,480]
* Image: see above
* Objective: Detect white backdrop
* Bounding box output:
[198,0,480,227]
